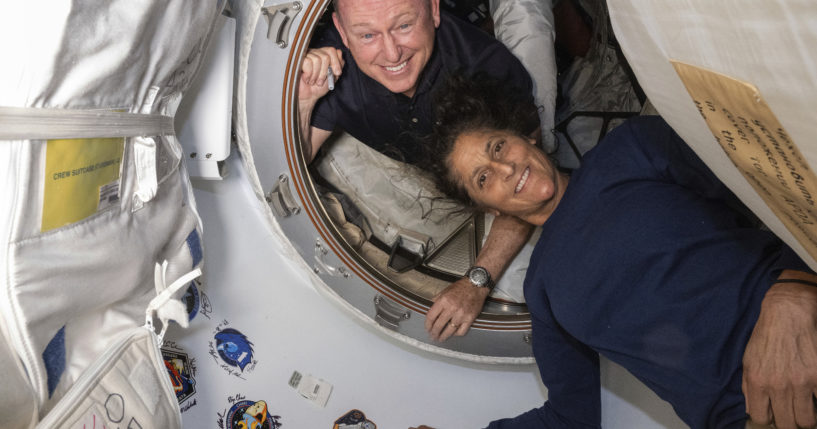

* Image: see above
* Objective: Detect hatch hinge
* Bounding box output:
[373,295,411,331]
[261,1,302,48]
[267,174,301,218]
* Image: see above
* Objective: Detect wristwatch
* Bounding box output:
[466,266,494,289]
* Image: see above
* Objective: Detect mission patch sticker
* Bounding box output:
[208,320,256,378]
[161,342,197,409]
[333,409,376,429]
[217,395,282,429]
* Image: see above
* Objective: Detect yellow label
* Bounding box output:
[42,138,125,232]
[672,61,817,261]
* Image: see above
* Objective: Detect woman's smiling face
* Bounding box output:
[447,129,567,225]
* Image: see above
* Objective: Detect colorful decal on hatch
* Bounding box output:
[333,409,376,429]
[208,320,257,378]
[161,342,197,410]
[217,395,282,429]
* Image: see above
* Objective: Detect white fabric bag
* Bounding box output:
[0,0,223,426]
[35,264,202,429]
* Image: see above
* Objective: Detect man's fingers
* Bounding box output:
[454,321,471,337]
[300,57,314,76]
[430,315,450,341]
[769,390,796,429]
[301,50,333,85]
[437,320,460,342]
[745,395,773,425]
[427,285,455,333]
[425,280,483,341]
[311,47,343,85]
[329,48,344,77]
[428,305,453,341]
[312,56,329,86]
[300,57,322,86]
[743,374,773,425]
[436,314,474,342]
[425,302,442,332]
[793,391,817,429]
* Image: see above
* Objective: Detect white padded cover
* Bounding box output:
[608,0,817,270]
[490,0,558,150]
[35,328,181,429]
[0,0,223,421]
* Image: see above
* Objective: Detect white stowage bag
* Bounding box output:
[490,0,558,151]
[0,1,224,427]
[35,327,182,429]
[317,132,473,254]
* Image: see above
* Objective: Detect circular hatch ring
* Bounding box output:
[237,0,534,362]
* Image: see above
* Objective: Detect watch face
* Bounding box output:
[469,267,489,286]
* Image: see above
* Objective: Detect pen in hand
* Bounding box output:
[327,67,335,91]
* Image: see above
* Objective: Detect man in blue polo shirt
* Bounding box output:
[297,0,539,342]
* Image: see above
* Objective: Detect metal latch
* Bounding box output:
[373,295,410,331]
[313,239,349,278]
[262,1,302,48]
[267,174,301,218]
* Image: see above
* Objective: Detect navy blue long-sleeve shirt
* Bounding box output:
[487,116,811,429]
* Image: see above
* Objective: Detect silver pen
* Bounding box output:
[327,66,335,91]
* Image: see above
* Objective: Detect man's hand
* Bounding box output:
[424,215,534,342]
[742,270,817,429]
[425,277,491,342]
[298,47,343,161]
[298,47,344,104]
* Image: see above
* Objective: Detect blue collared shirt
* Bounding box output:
[310,11,535,165]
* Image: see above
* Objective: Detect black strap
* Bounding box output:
[773,278,817,288]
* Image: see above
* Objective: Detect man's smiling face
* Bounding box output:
[333,0,440,97]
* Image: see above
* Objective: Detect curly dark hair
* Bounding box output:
[423,71,540,207]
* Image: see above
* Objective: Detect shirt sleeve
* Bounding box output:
[485,296,601,429]
[308,27,344,132]
[310,92,337,132]
[616,116,813,275]
[616,116,738,202]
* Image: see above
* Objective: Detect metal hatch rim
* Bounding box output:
[278,0,531,330]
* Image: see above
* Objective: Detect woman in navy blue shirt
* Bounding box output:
[414,74,817,429]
